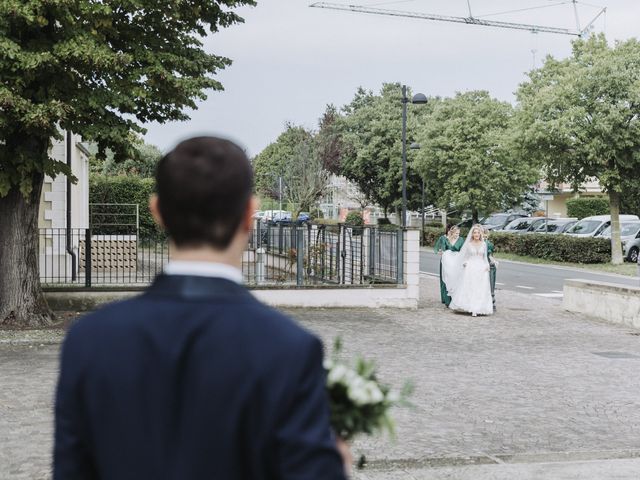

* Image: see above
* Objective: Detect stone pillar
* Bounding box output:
[403,228,420,307]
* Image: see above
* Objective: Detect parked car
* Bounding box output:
[262,210,291,223]
[623,235,640,263]
[499,217,546,234]
[597,221,640,262]
[296,212,311,224]
[530,218,577,234]
[252,210,266,221]
[564,214,640,238]
[480,212,528,231]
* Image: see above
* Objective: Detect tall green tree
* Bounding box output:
[0,0,254,326]
[90,135,163,178]
[336,83,426,218]
[515,35,640,264]
[282,139,328,214]
[252,124,313,199]
[415,91,538,223]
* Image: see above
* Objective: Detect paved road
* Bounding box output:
[421,249,639,300]
[3,279,640,479]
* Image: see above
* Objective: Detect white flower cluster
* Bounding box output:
[325,359,385,406]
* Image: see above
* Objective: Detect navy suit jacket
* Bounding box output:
[54,275,346,480]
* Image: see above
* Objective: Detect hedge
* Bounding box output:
[566,197,609,219]
[89,175,163,239]
[422,227,611,263]
[344,210,364,226]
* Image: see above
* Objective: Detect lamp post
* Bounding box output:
[401,85,427,227]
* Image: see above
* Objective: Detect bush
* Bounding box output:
[89,175,163,239]
[422,226,445,247]
[488,231,610,263]
[422,227,611,263]
[345,210,364,226]
[566,197,609,219]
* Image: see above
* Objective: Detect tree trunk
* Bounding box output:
[472,208,479,225]
[0,172,54,327]
[609,191,623,265]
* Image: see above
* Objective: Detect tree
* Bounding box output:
[90,135,163,178]
[253,124,314,199]
[316,104,344,175]
[621,179,640,216]
[414,91,538,223]
[515,35,640,264]
[253,124,329,214]
[282,138,329,214]
[335,83,426,218]
[520,188,542,215]
[0,0,254,326]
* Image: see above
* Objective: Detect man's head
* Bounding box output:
[150,136,255,252]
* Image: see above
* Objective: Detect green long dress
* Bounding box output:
[486,240,497,311]
[434,235,464,306]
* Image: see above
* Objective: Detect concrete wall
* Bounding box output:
[39,132,90,282]
[564,279,640,329]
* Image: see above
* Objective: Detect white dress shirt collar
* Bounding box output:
[163,261,243,284]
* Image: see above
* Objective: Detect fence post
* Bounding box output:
[85,229,92,288]
[397,228,404,285]
[369,227,375,278]
[335,224,341,284]
[296,226,304,286]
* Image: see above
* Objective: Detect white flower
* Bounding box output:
[387,390,400,403]
[365,381,384,404]
[328,364,353,386]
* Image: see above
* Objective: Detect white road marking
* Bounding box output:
[516,285,535,290]
[496,282,505,286]
[553,290,563,293]
[535,293,564,298]
[420,272,439,278]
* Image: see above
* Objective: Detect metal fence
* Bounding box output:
[39,223,403,288]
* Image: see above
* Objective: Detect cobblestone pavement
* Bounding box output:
[2,277,640,479]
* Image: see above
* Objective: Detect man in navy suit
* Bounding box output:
[54,136,349,479]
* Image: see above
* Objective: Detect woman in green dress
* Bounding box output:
[434,225,464,306]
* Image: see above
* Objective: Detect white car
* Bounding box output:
[564,214,640,238]
[598,221,640,262]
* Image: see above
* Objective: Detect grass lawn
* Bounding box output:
[496,252,639,277]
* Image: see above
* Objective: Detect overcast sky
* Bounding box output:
[143,0,639,157]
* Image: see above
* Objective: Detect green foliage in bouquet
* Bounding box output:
[325,338,413,441]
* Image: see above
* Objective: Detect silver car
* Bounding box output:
[598,221,640,262]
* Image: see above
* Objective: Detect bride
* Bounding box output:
[444,224,493,317]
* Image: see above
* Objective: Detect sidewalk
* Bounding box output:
[2,277,640,479]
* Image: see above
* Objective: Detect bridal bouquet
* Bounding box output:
[324,339,412,442]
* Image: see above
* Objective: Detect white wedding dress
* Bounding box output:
[447,240,493,316]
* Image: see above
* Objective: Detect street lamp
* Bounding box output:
[402,85,427,227]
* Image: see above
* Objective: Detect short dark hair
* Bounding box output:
[155,136,253,249]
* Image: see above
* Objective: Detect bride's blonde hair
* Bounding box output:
[471,224,483,240]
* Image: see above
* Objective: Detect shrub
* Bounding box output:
[422,226,445,247]
[89,175,163,239]
[345,210,364,226]
[488,232,610,263]
[422,228,611,263]
[566,197,609,219]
